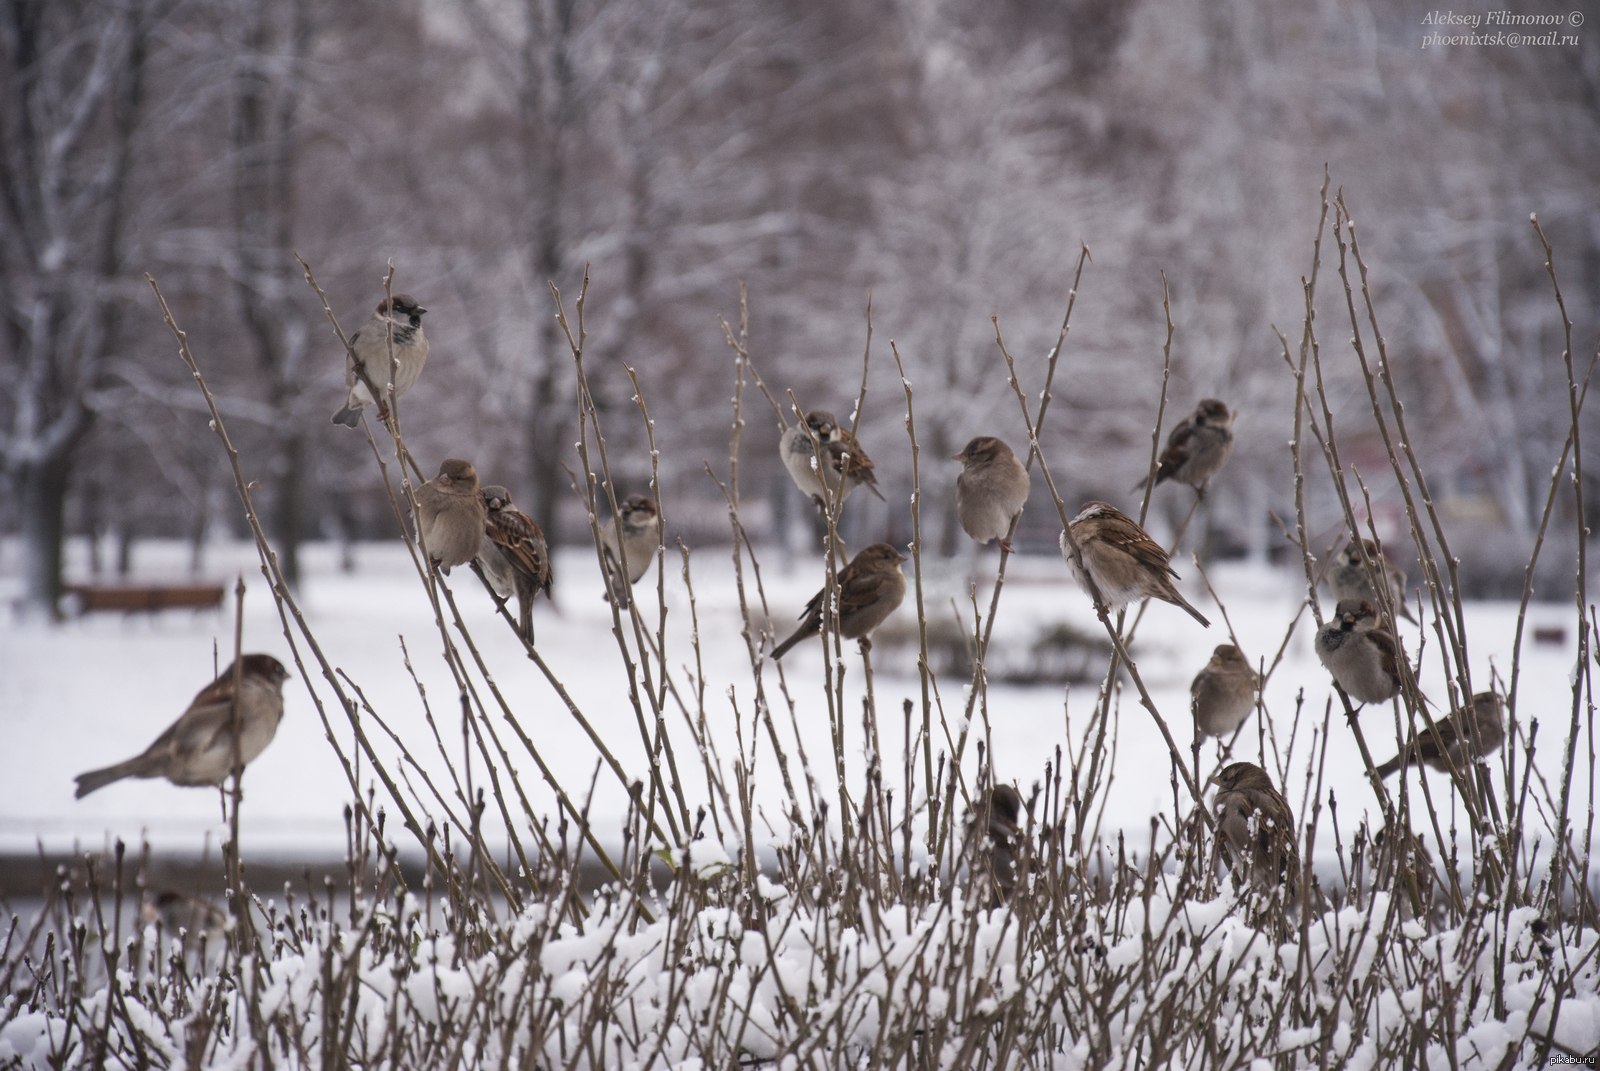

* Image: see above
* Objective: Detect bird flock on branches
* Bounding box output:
[74,291,1508,917]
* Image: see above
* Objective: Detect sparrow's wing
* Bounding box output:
[1365,628,1403,680]
[828,436,878,482]
[837,561,894,615]
[1098,515,1181,579]
[487,507,552,594]
[1155,420,1197,479]
[143,693,239,761]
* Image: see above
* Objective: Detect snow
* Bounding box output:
[0,537,1590,872]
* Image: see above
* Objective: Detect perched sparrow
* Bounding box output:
[953,436,1031,552]
[601,494,661,609]
[969,785,1025,906]
[1212,761,1300,901]
[331,294,429,428]
[1315,598,1402,703]
[142,889,229,941]
[74,654,290,798]
[1191,644,1259,740]
[1329,538,1416,624]
[477,485,552,642]
[770,543,907,659]
[1142,398,1234,492]
[1376,691,1505,778]
[779,411,886,508]
[415,459,487,571]
[1060,501,1210,626]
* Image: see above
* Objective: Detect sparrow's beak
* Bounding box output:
[950,452,965,462]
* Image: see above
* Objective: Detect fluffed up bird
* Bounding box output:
[970,784,1026,906]
[1329,537,1416,624]
[1211,760,1300,902]
[331,294,429,428]
[1376,691,1505,778]
[953,435,1031,552]
[601,494,662,610]
[478,485,552,642]
[1191,644,1259,741]
[779,410,885,509]
[415,458,487,571]
[1141,398,1234,493]
[770,543,906,659]
[74,654,290,799]
[1061,501,1210,626]
[1315,598,1403,703]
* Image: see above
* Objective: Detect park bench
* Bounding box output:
[59,582,227,616]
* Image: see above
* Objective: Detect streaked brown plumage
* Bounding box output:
[953,435,1031,552]
[478,485,552,642]
[1315,598,1402,703]
[74,654,290,798]
[415,458,487,571]
[1191,644,1259,740]
[770,543,906,659]
[1212,761,1299,903]
[1377,691,1505,778]
[1061,501,1210,626]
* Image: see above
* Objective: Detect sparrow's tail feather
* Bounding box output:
[865,481,887,503]
[769,626,813,661]
[331,405,362,428]
[1174,594,1211,628]
[74,758,150,799]
[1375,755,1403,779]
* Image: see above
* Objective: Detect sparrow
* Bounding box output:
[477,485,552,642]
[415,459,487,571]
[1376,691,1505,778]
[1191,644,1260,740]
[779,410,886,509]
[970,784,1026,906]
[601,494,661,609]
[1141,398,1234,492]
[1315,598,1403,703]
[1060,501,1210,626]
[953,436,1031,552]
[331,294,429,428]
[74,654,290,798]
[770,543,907,659]
[142,889,229,940]
[1211,761,1300,902]
[1329,538,1416,624]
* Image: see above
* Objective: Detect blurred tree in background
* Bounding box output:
[2,0,1596,613]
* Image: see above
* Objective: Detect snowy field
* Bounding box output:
[0,535,1589,872]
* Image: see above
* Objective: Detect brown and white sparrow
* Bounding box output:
[331,294,429,428]
[969,784,1025,906]
[601,494,661,609]
[1191,644,1260,740]
[1211,761,1299,902]
[779,410,886,508]
[415,458,487,571]
[74,654,290,798]
[1060,501,1210,626]
[1376,690,1505,778]
[1329,538,1416,624]
[953,436,1031,552]
[1143,398,1234,492]
[1315,598,1402,703]
[477,485,552,642]
[770,542,907,659]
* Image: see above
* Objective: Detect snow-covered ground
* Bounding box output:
[1,536,1589,872]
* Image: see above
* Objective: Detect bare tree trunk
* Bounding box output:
[18,455,69,618]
